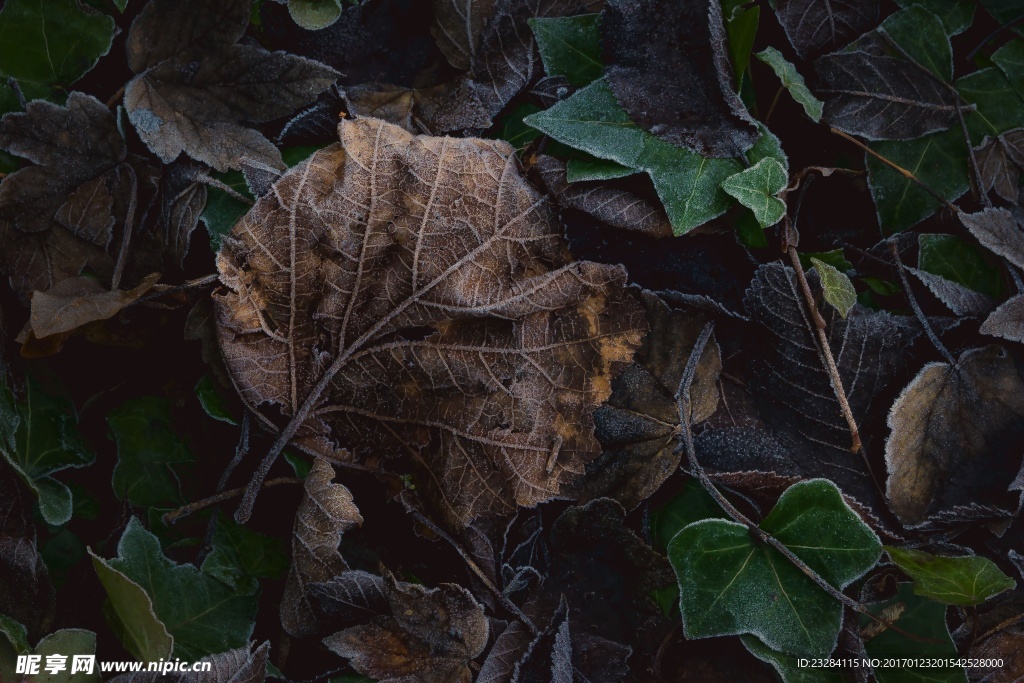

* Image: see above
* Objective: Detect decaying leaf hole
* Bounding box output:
[213,117,646,527]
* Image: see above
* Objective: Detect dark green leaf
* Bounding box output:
[741,635,845,683]
[879,5,952,81]
[201,515,288,595]
[918,234,1002,298]
[195,376,237,425]
[0,374,93,526]
[798,249,853,272]
[755,47,823,122]
[886,547,1016,605]
[284,451,312,480]
[529,14,603,87]
[867,127,968,233]
[668,479,881,657]
[564,156,637,182]
[201,170,252,252]
[0,0,116,93]
[109,397,194,508]
[861,583,967,683]
[894,0,975,35]
[98,517,257,660]
[723,0,760,81]
[956,68,1024,144]
[721,157,788,228]
[980,0,1024,25]
[650,478,726,553]
[524,79,741,234]
[992,40,1024,99]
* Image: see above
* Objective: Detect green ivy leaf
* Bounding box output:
[0,375,93,526]
[109,397,194,508]
[755,47,823,122]
[721,157,788,228]
[524,79,742,235]
[811,257,857,318]
[195,376,237,425]
[879,5,952,81]
[90,545,174,661]
[741,635,844,683]
[894,0,975,35]
[992,40,1024,101]
[918,234,1002,298]
[886,547,1016,605]
[0,614,30,655]
[0,627,101,683]
[96,517,257,661]
[288,0,344,30]
[650,478,727,553]
[113,0,130,12]
[0,0,116,94]
[723,0,760,82]
[201,170,252,252]
[799,249,853,273]
[956,68,1024,144]
[867,127,968,233]
[565,156,637,182]
[284,451,313,479]
[529,14,603,87]
[668,479,881,658]
[861,583,967,683]
[201,515,288,595]
[980,0,1024,26]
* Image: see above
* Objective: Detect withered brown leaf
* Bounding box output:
[124,0,337,171]
[214,117,644,527]
[281,458,362,638]
[28,272,162,340]
[0,93,130,299]
[885,346,1024,526]
[323,569,489,683]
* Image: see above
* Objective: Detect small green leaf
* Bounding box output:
[894,0,975,35]
[91,547,174,661]
[956,68,1024,144]
[529,14,603,87]
[799,249,853,273]
[650,478,727,553]
[879,5,953,81]
[201,170,252,251]
[0,375,93,526]
[0,0,116,92]
[524,79,741,234]
[32,630,101,683]
[565,156,637,182]
[195,376,237,425]
[288,0,344,30]
[721,157,788,228]
[861,583,967,683]
[741,635,845,683]
[42,528,85,586]
[918,234,1002,298]
[113,0,130,11]
[811,257,857,318]
[860,276,901,296]
[668,479,881,658]
[755,47,823,122]
[886,547,1016,605]
[97,518,257,660]
[723,0,760,81]
[284,451,312,479]
[201,515,288,595]
[992,40,1024,101]
[109,397,194,508]
[867,127,969,233]
[0,614,29,655]
[495,103,544,149]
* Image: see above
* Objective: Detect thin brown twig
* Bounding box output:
[977,610,1024,643]
[163,476,302,525]
[674,323,940,646]
[830,128,961,214]
[764,85,785,124]
[105,84,125,110]
[405,503,540,637]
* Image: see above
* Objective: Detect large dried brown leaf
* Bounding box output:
[885,346,1024,526]
[214,118,644,527]
[322,569,489,683]
[281,458,362,638]
[124,0,337,171]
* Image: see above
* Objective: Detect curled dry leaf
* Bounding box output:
[975,131,1024,203]
[885,346,1024,526]
[323,569,489,683]
[28,272,162,340]
[281,458,362,638]
[214,117,644,528]
[532,154,672,238]
[580,290,721,509]
[601,0,758,158]
[0,93,131,299]
[124,0,337,171]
